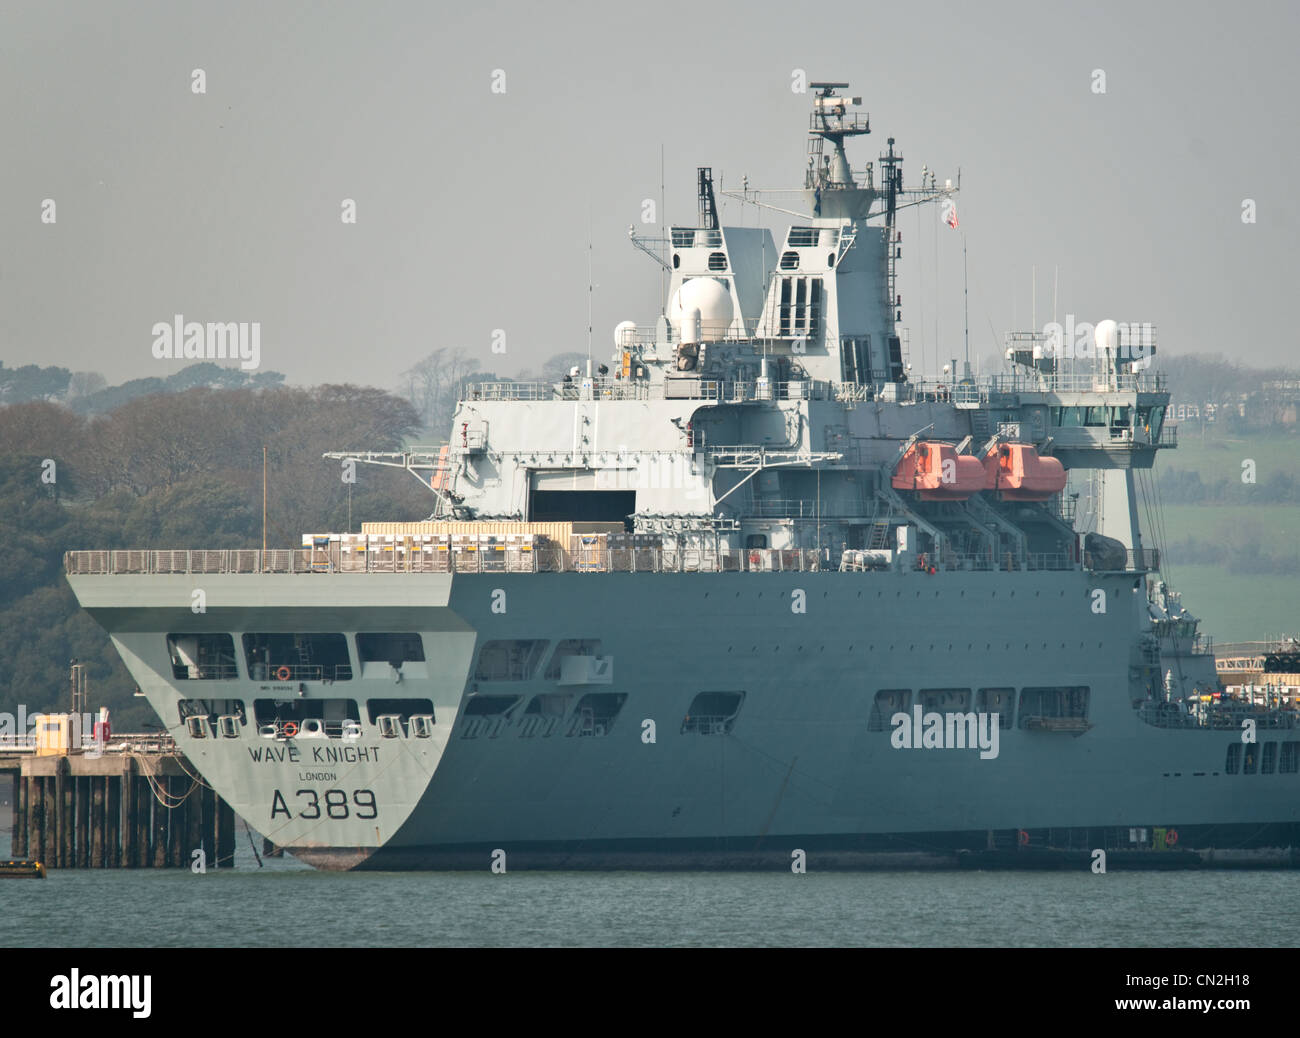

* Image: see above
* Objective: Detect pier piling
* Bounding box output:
[106,772,121,868]
[38,777,52,864]
[58,760,71,868]
[91,776,105,868]
[2,739,246,870]
[76,775,90,868]
[13,771,27,858]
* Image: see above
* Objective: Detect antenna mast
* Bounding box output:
[963,233,970,367]
[587,205,593,376]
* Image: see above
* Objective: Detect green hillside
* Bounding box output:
[1147,429,1300,641]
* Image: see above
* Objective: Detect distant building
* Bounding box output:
[1168,378,1300,429]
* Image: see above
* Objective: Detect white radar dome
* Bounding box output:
[613,320,638,348]
[669,278,734,341]
[1094,319,1119,354]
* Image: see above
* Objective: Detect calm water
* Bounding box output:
[3,828,1297,947]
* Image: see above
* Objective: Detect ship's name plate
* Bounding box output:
[247,744,380,764]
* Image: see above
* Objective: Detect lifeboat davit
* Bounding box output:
[892,441,987,500]
[982,443,1067,501]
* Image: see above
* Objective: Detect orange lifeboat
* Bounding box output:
[982,443,1067,501]
[892,441,987,500]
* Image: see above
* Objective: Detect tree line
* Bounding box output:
[0,360,286,414]
[0,383,432,729]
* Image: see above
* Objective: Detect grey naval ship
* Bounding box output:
[67,84,1300,869]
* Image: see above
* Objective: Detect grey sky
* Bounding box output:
[2,0,1295,390]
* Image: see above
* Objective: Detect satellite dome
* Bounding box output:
[613,320,637,348]
[669,278,733,341]
[1094,319,1119,354]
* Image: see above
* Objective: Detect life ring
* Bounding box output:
[274,665,292,681]
[281,721,298,738]
[1165,828,1178,847]
[1017,829,1030,847]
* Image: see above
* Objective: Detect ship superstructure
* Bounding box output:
[65,84,1300,869]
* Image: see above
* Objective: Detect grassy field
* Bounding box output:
[1157,427,1300,485]
[1155,503,1300,558]
[1148,564,1300,643]
[1142,430,1300,640]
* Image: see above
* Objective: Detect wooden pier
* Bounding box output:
[1,736,237,870]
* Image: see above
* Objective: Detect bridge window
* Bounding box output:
[681,691,745,735]
[253,698,360,739]
[167,634,238,680]
[708,252,727,271]
[544,640,603,680]
[519,693,572,737]
[1225,743,1241,774]
[1280,742,1299,774]
[780,250,799,270]
[177,699,246,731]
[474,640,548,681]
[1261,742,1277,774]
[243,633,352,682]
[1243,743,1258,774]
[1018,687,1090,730]
[919,689,972,712]
[462,695,521,720]
[524,693,572,716]
[459,694,521,739]
[869,689,911,731]
[567,693,627,737]
[366,698,435,727]
[977,688,1015,729]
[356,633,425,664]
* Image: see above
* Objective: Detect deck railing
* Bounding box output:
[465,369,1170,406]
[66,547,826,575]
[65,545,1159,577]
[0,733,178,756]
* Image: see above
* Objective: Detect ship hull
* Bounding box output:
[69,568,1300,870]
[296,822,1300,871]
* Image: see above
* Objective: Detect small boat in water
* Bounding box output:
[0,859,46,878]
